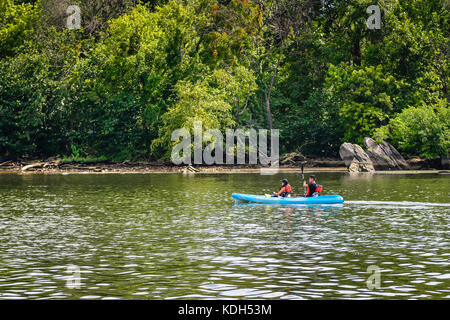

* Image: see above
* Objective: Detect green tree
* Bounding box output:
[152,79,235,159]
[324,63,409,145]
[375,101,449,159]
[0,0,38,58]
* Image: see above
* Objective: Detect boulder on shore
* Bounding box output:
[339,143,375,172]
[339,138,410,172]
[363,137,409,170]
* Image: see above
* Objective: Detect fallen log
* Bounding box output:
[43,160,61,168]
[182,165,200,173]
[21,162,45,171]
[187,165,200,172]
[0,160,12,167]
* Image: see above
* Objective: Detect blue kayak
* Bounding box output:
[232,193,344,205]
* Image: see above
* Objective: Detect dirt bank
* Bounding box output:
[0,158,347,174]
[0,157,445,174]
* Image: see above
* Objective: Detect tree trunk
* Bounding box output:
[265,55,281,130]
[236,95,250,125]
[351,38,361,66]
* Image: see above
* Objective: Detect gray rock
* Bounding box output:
[339,142,375,172]
[363,137,409,170]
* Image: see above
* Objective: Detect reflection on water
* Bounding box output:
[0,172,448,299]
[233,202,344,211]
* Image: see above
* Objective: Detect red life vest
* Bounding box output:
[280,184,292,195]
[307,184,323,196]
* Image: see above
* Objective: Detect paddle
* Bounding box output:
[301,164,306,196]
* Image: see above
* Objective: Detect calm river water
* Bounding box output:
[0,172,448,299]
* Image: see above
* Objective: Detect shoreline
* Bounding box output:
[0,163,348,174]
[0,164,446,175]
[0,158,447,175]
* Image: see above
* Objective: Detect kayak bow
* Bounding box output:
[232,193,344,205]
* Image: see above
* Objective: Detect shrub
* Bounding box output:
[374,101,449,159]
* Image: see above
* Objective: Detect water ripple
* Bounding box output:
[0,173,448,299]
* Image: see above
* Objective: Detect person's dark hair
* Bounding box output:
[309,175,316,181]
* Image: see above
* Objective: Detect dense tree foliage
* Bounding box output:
[0,0,448,161]
[375,101,449,159]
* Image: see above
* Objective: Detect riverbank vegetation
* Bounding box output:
[0,0,448,162]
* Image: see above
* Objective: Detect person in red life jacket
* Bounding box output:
[302,175,323,197]
[273,179,292,197]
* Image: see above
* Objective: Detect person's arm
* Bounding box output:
[303,181,308,188]
[274,186,285,196]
